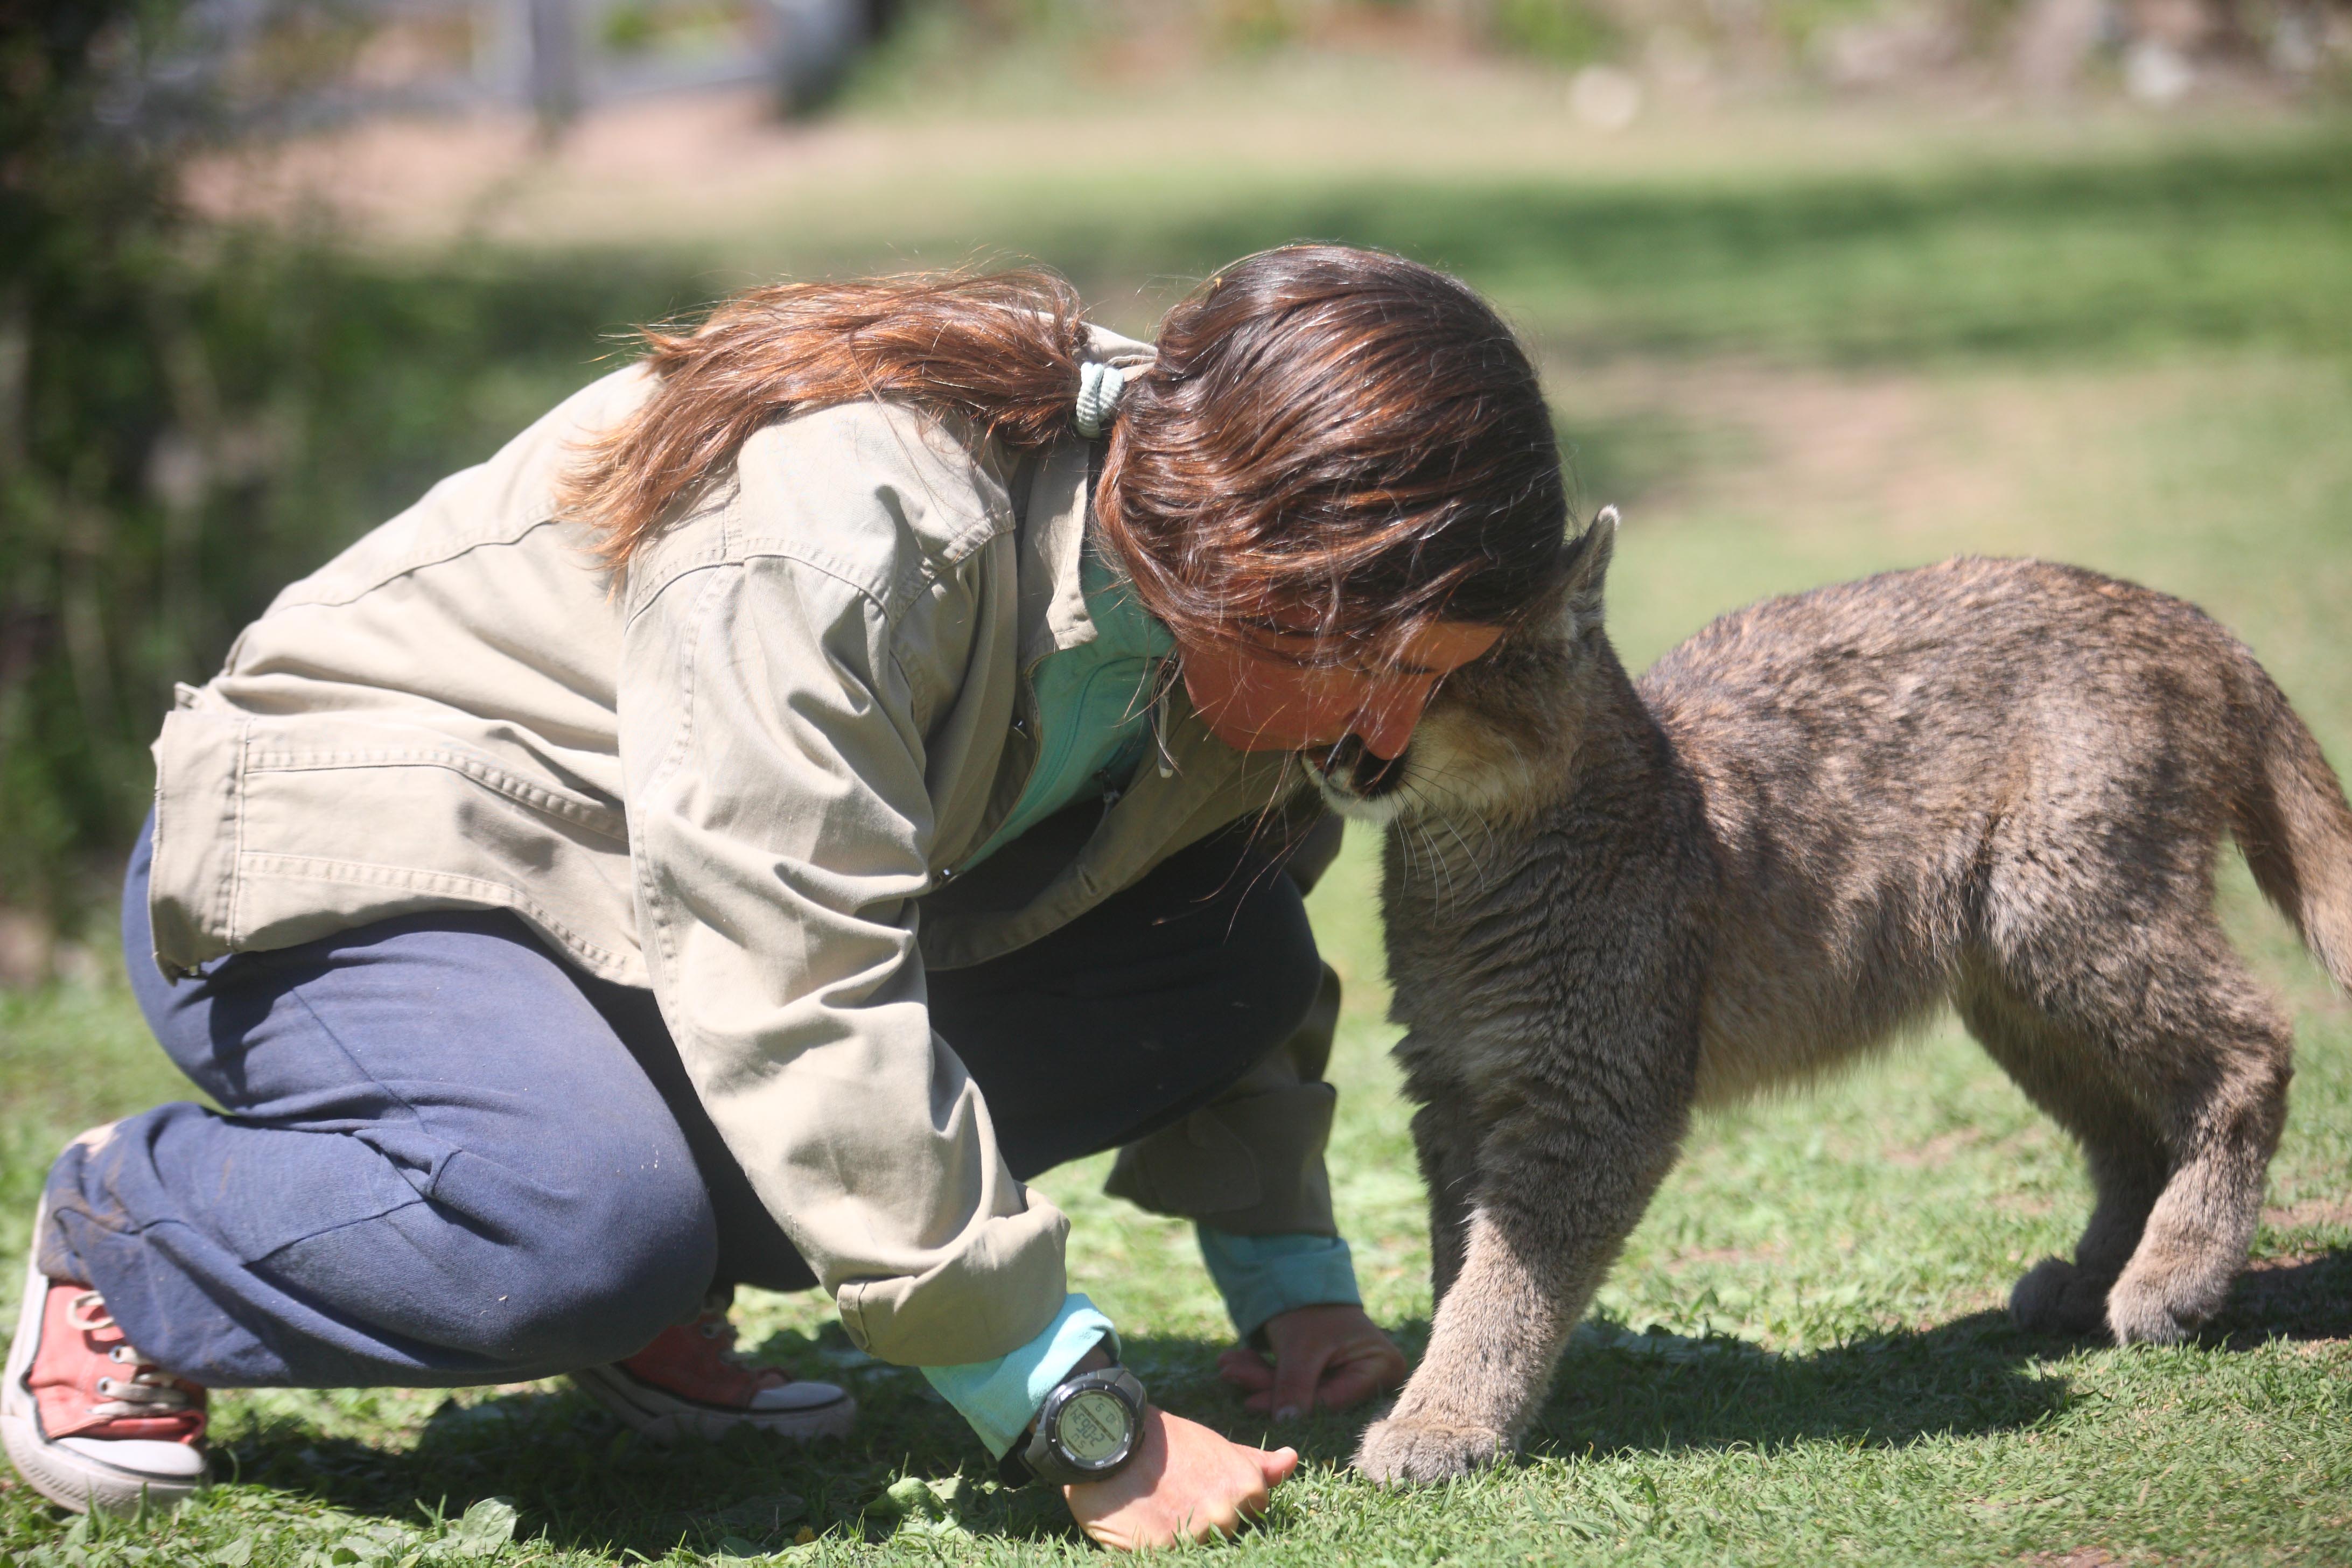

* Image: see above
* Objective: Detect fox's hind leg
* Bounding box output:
[2095,934,2291,1343]
[1961,920,2292,1344]
[1958,970,2169,1334]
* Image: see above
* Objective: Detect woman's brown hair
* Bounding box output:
[562,245,1571,664]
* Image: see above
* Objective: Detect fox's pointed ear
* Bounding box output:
[1560,506,1619,626]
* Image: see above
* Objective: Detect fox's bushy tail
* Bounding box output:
[2237,663,2352,992]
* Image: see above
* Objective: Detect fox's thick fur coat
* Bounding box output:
[1315,524,2352,1484]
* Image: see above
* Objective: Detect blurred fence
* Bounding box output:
[108,0,2352,139]
[885,0,2348,98]
[138,0,888,129]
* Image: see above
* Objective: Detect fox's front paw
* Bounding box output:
[2105,1251,2234,1347]
[1353,1414,1511,1485]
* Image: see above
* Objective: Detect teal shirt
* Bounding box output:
[922,538,1363,1453]
[961,538,1175,872]
[925,1237,1362,1457]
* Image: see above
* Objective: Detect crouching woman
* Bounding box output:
[3,246,1571,1548]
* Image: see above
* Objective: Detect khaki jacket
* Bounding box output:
[146,350,1333,1367]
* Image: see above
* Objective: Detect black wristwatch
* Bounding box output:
[998,1362,1148,1488]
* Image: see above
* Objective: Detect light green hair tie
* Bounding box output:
[1073,361,1129,439]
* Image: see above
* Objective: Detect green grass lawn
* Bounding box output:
[6,99,2352,1567]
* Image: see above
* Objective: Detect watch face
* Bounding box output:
[1056,1389,1132,1467]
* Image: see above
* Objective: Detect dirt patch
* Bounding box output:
[2019,1551,2129,1568]
[1535,358,1952,527]
[1668,1243,1783,1269]
[1717,369,1997,534]
[2261,1198,2352,1233]
[1541,356,2350,591]
[1562,356,2045,539]
[1883,1128,1985,1169]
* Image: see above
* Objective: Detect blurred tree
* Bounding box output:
[0,1,711,963]
[1487,0,1623,64]
[0,0,197,929]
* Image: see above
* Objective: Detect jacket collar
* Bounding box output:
[1015,324,1158,668]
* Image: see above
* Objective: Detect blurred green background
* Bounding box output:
[5,0,2350,942]
[3,2,2350,1562]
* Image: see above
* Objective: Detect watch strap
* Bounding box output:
[1003,1365,1147,1488]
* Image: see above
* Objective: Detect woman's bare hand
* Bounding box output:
[1216,1303,1409,1419]
[1062,1406,1298,1550]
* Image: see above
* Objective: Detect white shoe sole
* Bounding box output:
[570,1361,857,1445]
[3,1196,210,1516]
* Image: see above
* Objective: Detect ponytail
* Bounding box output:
[562,269,1089,568]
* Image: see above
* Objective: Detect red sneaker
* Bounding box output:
[572,1301,855,1445]
[4,1206,210,1515]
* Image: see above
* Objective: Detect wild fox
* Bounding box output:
[1314,520,2351,1483]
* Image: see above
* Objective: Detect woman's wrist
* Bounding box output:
[918,1293,1119,1458]
[1009,1341,1122,1452]
[1195,1227,1362,1342]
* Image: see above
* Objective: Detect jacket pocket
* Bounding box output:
[148,705,252,976]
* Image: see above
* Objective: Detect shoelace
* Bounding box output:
[67,1291,199,1422]
[683,1310,800,1387]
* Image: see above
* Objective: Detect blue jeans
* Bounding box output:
[38,816,1325,1389]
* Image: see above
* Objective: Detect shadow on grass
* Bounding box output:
[1525,1245,2352,1465]
[2213,1245,2352,1349]
[1523,1311,2070,1465]
[186,1251,2350,1556]
[200,1331,1245,1556]
[196,1326,1379,1555]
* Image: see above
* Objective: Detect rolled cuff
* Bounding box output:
[1196,1227,1361,1342]
[920,1293,1119,1458]
[833,1191,1073,1367]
